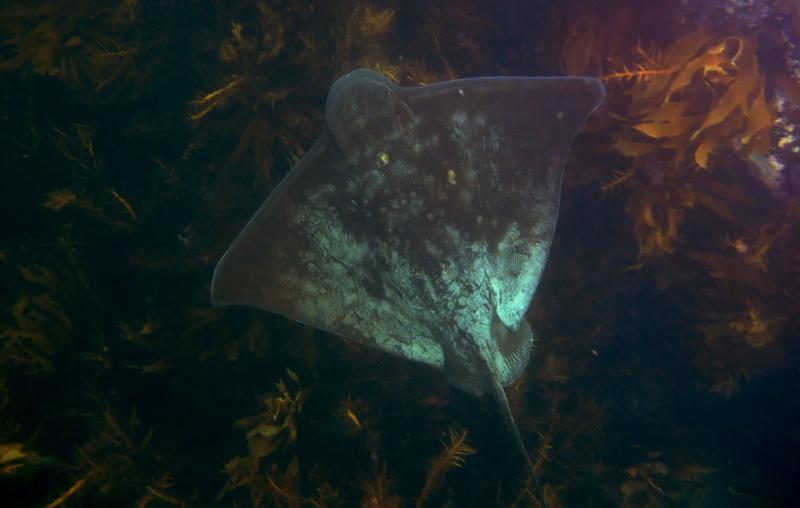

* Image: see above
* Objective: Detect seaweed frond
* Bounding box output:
[360,463,401,508]
[1,266,72,373]
[0,441,48,475]
[0,0,147,101]
[336,4,397,74]
[588,27,778,259]
[218,373,308,504]
[601,168,637,192]
[358,6,396,39]
[42,189,78,211]
[620,455,717,507]
[415,426,476,508]
[620,459,669,506]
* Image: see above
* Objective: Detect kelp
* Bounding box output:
[601,29,776,258]
[606,30,773,168]
[555,5,799,414]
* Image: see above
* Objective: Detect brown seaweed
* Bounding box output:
[0,0,798,506]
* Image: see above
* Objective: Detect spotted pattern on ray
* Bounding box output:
[212,70,604,501]
[212,69,604,396]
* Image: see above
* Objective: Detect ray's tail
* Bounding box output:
[488,376,549,508]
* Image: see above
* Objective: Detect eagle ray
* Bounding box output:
[211,68,605,503]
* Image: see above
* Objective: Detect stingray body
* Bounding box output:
[211,69,604,479]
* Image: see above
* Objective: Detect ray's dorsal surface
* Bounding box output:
[211,69,604,492]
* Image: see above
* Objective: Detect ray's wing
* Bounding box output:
[211,71,447,368]
[210,69,604,373]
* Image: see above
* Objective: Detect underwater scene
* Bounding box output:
[1,0,799,506]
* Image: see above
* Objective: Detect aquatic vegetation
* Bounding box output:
[620,455,716,507]
[359,464,402,508]
[683,207,794,395]
[189,2,321,179]
[39,124,147,232]
[0,441,45,475]
[42,188,77,211]
[0,0,798,506]
[337,395,375,435]
[0,0,146,100]
[696,303,788,397]
[336,4,397,73]
[606,31,773,164]
[219,374,307,503]
[50,405,186,508]
[621,459,669,506]
[600,29,776,258]
[416,426,476,508]
[553,4,800,414]
[414,1,508,79]
[189,2,404,184]
[556,5,795,260]
[135,474,186,508]
[1,265,71,373]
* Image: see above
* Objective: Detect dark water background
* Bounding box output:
[1,0,799,506]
